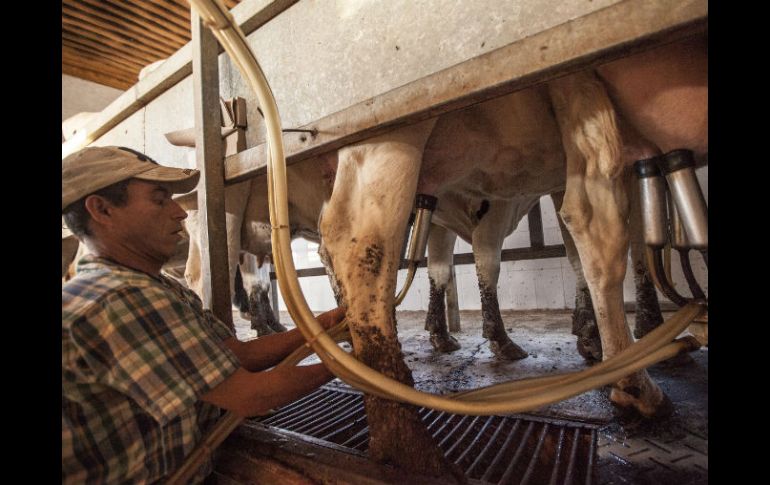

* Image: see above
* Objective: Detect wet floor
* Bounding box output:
[234,308,708,484]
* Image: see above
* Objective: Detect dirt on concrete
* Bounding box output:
[234,308,708,484]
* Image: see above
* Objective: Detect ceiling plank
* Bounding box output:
[61,11,177,57]
[62,31,148,69]
[62,51,136,83]
[103,0,192,38]
[136,0,192,30]
[63,45,141,81]
[62,38,146,72]
[63,62,134,90]
[65,0,189,47]
[62,24,160,68]
[62,13,173,60]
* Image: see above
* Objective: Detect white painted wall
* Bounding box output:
[61,74,123,122]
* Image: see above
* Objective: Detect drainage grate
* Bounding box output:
[252,384,599,484]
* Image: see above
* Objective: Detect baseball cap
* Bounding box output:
[62,146,200,211]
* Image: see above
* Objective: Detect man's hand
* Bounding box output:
[316,306,346,331]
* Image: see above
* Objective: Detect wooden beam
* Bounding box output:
[62,46,137,80]
[136,0,192,31]
[219,423,451,485]
[62,39,145,73]
[64,0,299,158]
[62,32,147,70]
[62,26,160,68]
[81,0,190,44]
[62,15,169,63]
[275,245,568,279]
[62,9,176,58]
[64,0,188,48]
[192,12,233,328]
[220,0,707,184]
[62,62,134,90]
[104,0,191,38]
[159,0,192,22]
[527,202,545,249]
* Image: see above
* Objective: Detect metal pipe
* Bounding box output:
[679,249,706,300]
[651,247,689,307]
[395,194,437,305]
[669,190,706,299]
[659,149,708,249]
[634,156,668,248]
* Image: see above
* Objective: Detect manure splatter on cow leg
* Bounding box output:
[358,243,383,276]
[632,261,664,339]
[572,286,603,362]
[353,325,464,483]
[425,277,460,353]
[480,282,527,360]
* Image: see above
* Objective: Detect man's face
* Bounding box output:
[108,179,188,267]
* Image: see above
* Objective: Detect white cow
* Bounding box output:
[180,152,337,332]
[424,188,663,362]
[316,39,708,471]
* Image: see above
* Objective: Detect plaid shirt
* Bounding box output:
[62,256,240,484]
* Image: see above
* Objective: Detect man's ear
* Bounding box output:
[84,195,113,224]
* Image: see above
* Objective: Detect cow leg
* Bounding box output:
[549,72,672,418]
[319,121,462,481]
[472,202,527,360]
[425,224,461,353]
[233,263,250,318]
[551,191,602,363]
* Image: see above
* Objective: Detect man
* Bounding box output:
[62,146,344,484]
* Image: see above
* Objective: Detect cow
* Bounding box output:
[180,152,337,333]
[424,187,663,363]
[315,34,708,471]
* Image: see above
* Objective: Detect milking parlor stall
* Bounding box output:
[62,0,708,483]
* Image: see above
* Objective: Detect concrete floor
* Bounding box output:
[233,308,708,484]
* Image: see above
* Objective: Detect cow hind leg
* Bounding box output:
[425,224,461,353]
[319,124,462,481]
[551,191,602,363]
[549,72,672,418]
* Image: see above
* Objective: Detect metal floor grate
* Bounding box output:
[252,384,599,484]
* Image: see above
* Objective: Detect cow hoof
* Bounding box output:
[610,387,674,420]
[268,320,288,333]
[490,340,528,361]
[576,333,602,363]
[430,333,461,353]
[251,323,275,337]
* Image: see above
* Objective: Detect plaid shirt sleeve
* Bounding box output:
[69,283,240,425]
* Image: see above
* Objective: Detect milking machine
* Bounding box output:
[169,1,709,481]
[395,194,438,305]
[634,149,708,307]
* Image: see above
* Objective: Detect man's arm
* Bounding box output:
[200,363,334,417]
[223,307,345,372]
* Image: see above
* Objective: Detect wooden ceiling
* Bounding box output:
[62,0,242,90]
